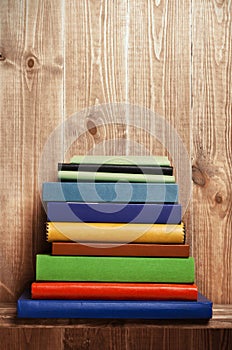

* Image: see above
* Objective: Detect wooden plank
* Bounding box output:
[64,0,128,160]
[0,0,64,301]
[65,0,127,113]
[127,0,191,154]
[0,327,231,350]
[192,0,232,303]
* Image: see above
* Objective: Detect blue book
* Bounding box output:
[42,182,178,203]
[47,202,181,224]
[17,290,212,319]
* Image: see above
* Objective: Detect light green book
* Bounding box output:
[36,255,195,283]
[70,155,171,166]
[58,171,175,183]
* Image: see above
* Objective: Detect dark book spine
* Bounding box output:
[58,163,173,175]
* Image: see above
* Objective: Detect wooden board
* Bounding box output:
[192,0,232,303]
[0,303,231,348]
[0,323,231,350]
[0,0,63,301]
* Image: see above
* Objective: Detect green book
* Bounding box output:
[70,155,171,166]
[36,255,194,283]
[58,171,175,183]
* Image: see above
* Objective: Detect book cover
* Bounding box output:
[58,163,173,175]
[31,282,198,300]
[70,155,171,166]
[17,290,212,319]
[46,222,185,244]
[47,202,181,224]
[42,182,178,203]
[36,255,194,283]
[52,242,190,257]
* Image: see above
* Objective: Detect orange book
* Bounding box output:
[32,282,198,300]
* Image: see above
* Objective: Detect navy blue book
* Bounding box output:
[46,202,181,224]
[42,182,178,203]
[17,291,212,319]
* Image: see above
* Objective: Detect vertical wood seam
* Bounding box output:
[125,0,130,155]
[62,0,65,161]
[190,0,194,258]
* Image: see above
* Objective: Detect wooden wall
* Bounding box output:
[0,0,231,309]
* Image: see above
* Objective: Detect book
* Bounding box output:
[70,155,171,166]
[31,282,198,300]
[47,202,182,224]
[36,255,194,283]
[17,290,212,319]
[58,163,173,175]
[42,182,179,203]
[52,242,190,257]
[58,171,175,183]
[46,222,185,244]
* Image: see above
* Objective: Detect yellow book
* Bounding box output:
[46,222,185,244]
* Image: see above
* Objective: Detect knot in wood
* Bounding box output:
[87,120,97,136]
[27,57,35,68]
[215,193,223,204]
[192,165,206,187]
[0,53,6,61]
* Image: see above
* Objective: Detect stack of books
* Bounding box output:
[17,156,212,319]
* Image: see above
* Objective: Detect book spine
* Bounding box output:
[47,202,182,224]
[46,222,185,244]
[58,163,173,175]
[42,182,179,203]
[36,255,195,283]
[31,282,198,300]
[70,155,171,166]
[58,171,175,183]
[51,242,190,257]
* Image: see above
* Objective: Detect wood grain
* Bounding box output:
[0,0,63,301]
[65,0,127,113]
[64,0,128,159]
[127,0,191,153]
[0,328,63,350]
[192,0,232,303]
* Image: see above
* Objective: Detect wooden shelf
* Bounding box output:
[1,304,232,350]
[1,303,232,329]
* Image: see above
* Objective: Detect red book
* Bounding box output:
[52,242,190,257]
[31,282,198,301]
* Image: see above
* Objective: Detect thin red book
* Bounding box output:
[31,282,198,300]
[52,242,190,257]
